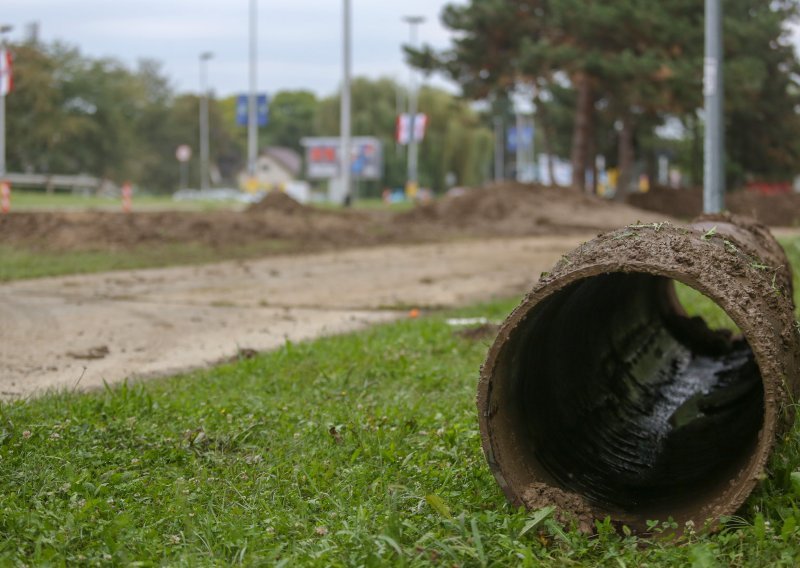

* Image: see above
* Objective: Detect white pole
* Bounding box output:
[704,0,724,213]
[0,75,5,179]
[248,0,258,178]
[199,52,213,190]
[403,16,424,195]
[0,26,11,179]
[341,0,352,205]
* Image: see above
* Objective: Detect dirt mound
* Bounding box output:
[1,183,669,255]
[0,209,374,252]
[398,183,669,235]
[628,186,800,226]
[246,191,308,215]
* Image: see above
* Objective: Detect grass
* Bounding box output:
[8,189,241,212]
[0,293,799,565]
[1,237,799,564]
[0,241,293,283]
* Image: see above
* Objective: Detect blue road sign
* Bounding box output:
[507,126,534,152]
[236,94,269,127]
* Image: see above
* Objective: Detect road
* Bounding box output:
[0,235,587,398]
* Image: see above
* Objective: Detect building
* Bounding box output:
[238,146,302,192]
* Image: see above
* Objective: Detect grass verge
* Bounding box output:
[1,295,799,566]
[0,241,294,282]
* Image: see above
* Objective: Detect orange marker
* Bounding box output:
[0,181,10,213]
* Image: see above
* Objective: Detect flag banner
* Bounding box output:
[0,49,12,96]
[396,113,428,145]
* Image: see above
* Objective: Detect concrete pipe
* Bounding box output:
[478,214,800,532]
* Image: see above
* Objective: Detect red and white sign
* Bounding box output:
[0,181,10,214]
[121,182,132,213]
[0,49,12,96]
[175,144,192,162]
[396,113,428,145]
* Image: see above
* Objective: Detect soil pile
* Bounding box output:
[1,183,672,254]
[628,186,800,226]
[246,191,308,215]
[0,209,374,252]
[397,183,667,236]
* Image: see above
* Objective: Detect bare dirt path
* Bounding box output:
[0,235,588,398]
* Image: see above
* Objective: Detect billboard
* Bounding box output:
[301,137,383,180]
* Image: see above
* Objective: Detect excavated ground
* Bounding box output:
[1,183,667,253]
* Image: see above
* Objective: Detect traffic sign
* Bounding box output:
[175,144,192,162]
[236,94,269,127]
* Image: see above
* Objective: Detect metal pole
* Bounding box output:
[515,111,524,182]
[199,52,213,190]
[493,117,504,182]
[704,0,724,213]
[248,0,258,178]
[341,0,352,205]
[0,26,11,179]
[0,77,5,179]
[404,16,424,195]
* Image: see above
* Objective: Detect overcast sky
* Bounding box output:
[3,0,465,98]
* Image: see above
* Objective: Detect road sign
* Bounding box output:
[507,126,534,152]
[236,94,269,127]
[175,144,192,162]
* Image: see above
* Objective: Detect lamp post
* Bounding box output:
[199,51,213,190]
[403,16,425,198]
[248,0,258,178]
[704,0,724,213]
[341,0,352,206]
[0,24,13,179]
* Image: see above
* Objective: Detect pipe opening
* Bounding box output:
[508,272,764,518]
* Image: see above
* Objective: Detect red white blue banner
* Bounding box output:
[0,49,12,96]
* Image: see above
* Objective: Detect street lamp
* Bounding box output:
[199,51,213,190]
[403,15,425,198]
[704,0,724,213]
[247,0,258,178]
[0,24,13,178]
[341,0,352,206]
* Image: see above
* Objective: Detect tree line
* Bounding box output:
[5,39,493,195]
[409,0,800,195]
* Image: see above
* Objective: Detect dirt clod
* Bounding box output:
[66,345,110,360]
[455,323,499,341]
[521,483,595,535]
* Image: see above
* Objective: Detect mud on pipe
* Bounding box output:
[478,214,800,532]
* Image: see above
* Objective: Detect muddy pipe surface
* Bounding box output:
[478,214,800,532]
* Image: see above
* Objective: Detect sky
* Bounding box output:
[3,0,465,98]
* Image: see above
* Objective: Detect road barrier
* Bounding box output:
[1,181,10,213]
[479,214,799,532]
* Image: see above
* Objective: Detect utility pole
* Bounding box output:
[341,0,352,205]
[199,51,213,190]
[248,0,258,178]
[0,25,12,179]
[403,15,424,198]
[704,0,724,213]
[493,117,504,182]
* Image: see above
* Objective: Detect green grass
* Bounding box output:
[1,295,799,566]
[1,238,800,564]
[0,241,293,282]
[9,189,241,212]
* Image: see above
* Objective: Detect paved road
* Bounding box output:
[0,235,587,398]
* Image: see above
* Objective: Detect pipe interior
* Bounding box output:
[512,272,764,514]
